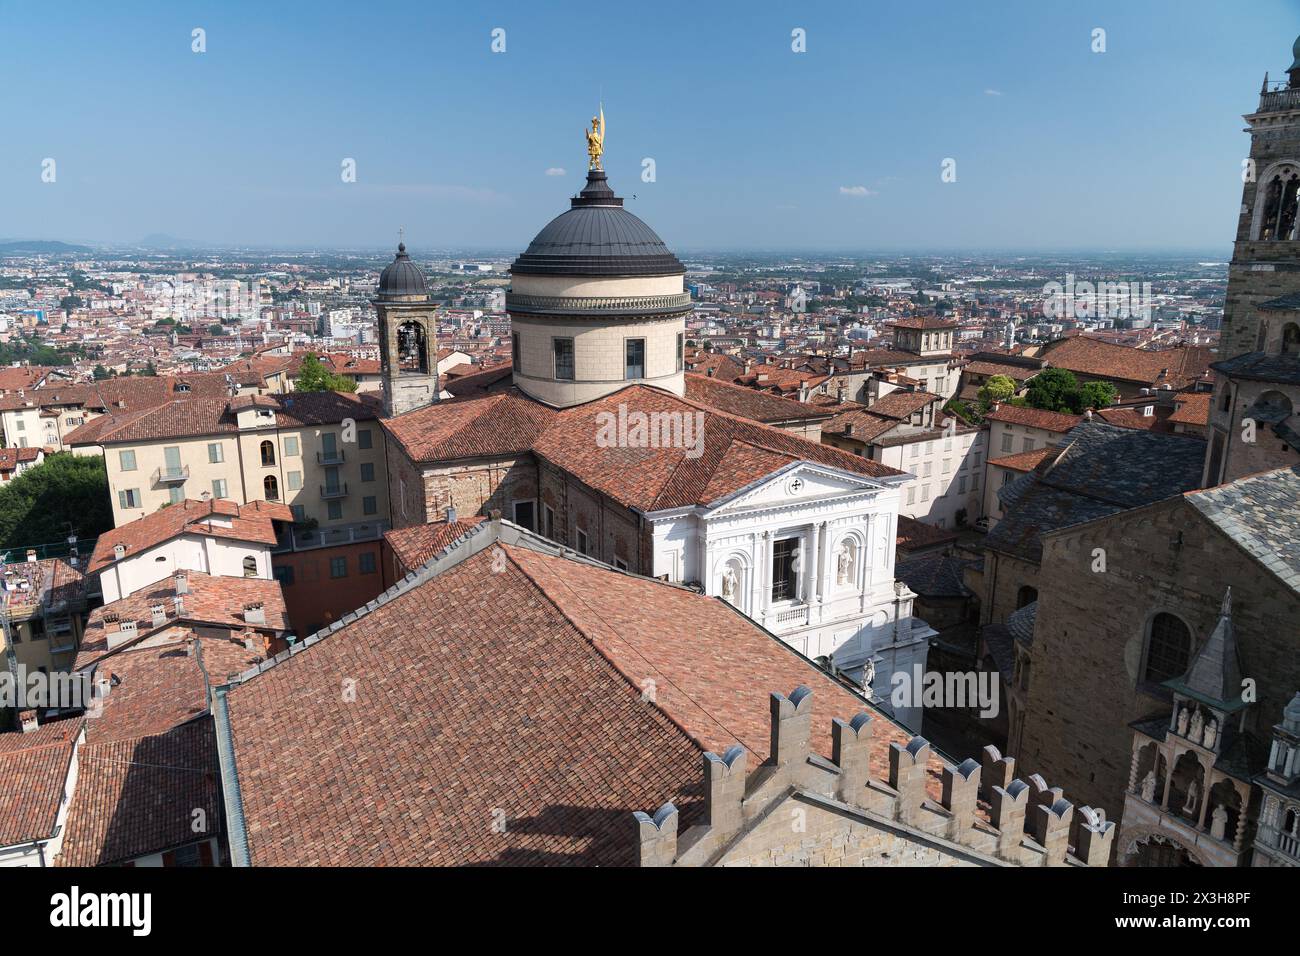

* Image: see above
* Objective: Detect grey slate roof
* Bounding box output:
[1186,464,1300,595]
[1007,601,1037,647]
[1166,589,1244,710]
[894,554,975,599]
[511,170,684,277]
[986,421,1206,563]
[1210,350,1300,386]
[1258,292,1300,311]
[981,624,1015,682]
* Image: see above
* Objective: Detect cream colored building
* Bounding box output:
[67,392,389,534]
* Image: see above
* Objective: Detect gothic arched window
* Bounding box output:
[260,440,275,466]
[263,475,280,501]
[1143,612,1192,684]
[1260,168,1300,240]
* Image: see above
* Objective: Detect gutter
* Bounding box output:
[212,685,251,867]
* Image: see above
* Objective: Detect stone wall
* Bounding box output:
[1015,497,1300,826]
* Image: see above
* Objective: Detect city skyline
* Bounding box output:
[1,0,1296,252]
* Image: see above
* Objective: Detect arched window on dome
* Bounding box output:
[398,322,428,374]
[1142,612,1192,685]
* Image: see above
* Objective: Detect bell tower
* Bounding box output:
[373,242,438,417]
[1202,35,1300,486]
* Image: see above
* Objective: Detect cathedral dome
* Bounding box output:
[1290,34,1300,72]
[377,243,429,298]
[510,170,684,277]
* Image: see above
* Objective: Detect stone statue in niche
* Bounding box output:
[1203,718,1218,749]
[720,566,739,603]
[1210,804,1228,841]
[835,541,853,585]
[1182,779,1200,816]
[1177,706,1190,737]
[1189,709,1204,743]
[1140,771,1156,803]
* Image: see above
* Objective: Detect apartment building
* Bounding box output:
[980,405,1083,525]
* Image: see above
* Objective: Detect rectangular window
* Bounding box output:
[208,442,224,464]
[273,565,295,586]
[958,475,968,494]
[909,443,920,460]
[358,429,373,450]
[512,332,521,371]
[576,529,588,555]
[290,504,306,522]
[513,500,536,531]
[922,461,932,478]
[771,537,800,603]
[329,557,348,579]
[322,432,338,456]
[287,470,302,491]
[168,485,184,505]
[906,486,916,505]
[164,446,182,473]
[284,436,300,456]
[553,338,575,382]
[359,551,377,574]
[1001,432,1013,453]
[543,504,555,538]
[118,489,140,509]
[676,333,684,372]
[15,418,25,432]
[363,495,377,515]
[119,450,137,472]
[327,500,343,521]
[625,338,645,379]
[360,462,375,482]
[1022,437,1035,453]
[212,479,228,499]
[921,485,932,502]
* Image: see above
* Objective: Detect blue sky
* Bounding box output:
[1,0,1297,252]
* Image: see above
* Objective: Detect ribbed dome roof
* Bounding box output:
[511,170,684,277]
[377,243,429,298]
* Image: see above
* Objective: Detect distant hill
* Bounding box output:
[0,240,93,254]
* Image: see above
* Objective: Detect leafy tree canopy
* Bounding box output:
[295,353,357,393]
[0,453,113,551]
[1024,368,1117,414]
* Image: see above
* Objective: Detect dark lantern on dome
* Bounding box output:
[510,169,684,278]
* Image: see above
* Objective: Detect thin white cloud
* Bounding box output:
[545,167,566,177]
[839,185,875,198]
[984,88,1003,96]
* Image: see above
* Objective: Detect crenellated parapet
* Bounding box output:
[633,686,1112,867]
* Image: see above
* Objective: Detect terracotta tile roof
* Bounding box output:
[88,498,290,574]
[0,719,81,848]
[1094,406,1161,430]
[56,720,219,867]
[77,572,288,671]
[532,386,904,511]
[0,447,42,474]
[962,361,1039,381]
[888,316,959,330]
[822,408,898,443]
[864,390,941,420]
[65,390,380,446]
[83,641,213,745]
[1168,392,1211,427]
[383,391,557,463]
[684,351,744,382]
[987,447,1055,473]
[383,517,486,572]
[684,373,830,423]
[896,515,958,552]
[984,404,1082,433]
[219,536,943,866]
[441,363,515,397]
[1040,337,1213,388]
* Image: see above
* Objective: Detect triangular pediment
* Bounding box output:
[705,461,884,515]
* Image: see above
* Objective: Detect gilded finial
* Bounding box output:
[585,105,605,171]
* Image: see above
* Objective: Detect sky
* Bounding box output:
[1,0,1297,253]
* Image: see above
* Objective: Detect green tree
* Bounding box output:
[208,324,225,336]
[93,364,110,380]
[977,374,1017,407]
[0,453,113,550]
[1079,380,1118,410]
[295,353,357,393]
[1025,368,1082,413]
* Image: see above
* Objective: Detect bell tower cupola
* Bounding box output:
[373,241,438,417]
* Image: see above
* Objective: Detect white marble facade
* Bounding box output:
[647,461,935,730]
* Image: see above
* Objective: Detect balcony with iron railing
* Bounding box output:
[1259,79,1300,113]
[273,519,389,554]
[317,449,346,465]
[152,465,190,484]
[320,482,349,499]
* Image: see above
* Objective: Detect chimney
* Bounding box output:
[446,505,457,524]
[1085,409,1094,420]
[844,422,854,436]
[174,571,189,595]
[174,595,185,617]
[112,543,126,560]
[243,602,266,626]
[150,604,167,628]
[25,549,36,563]
[706,366,715,378]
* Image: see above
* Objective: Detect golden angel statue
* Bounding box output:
[585,107,605,170]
